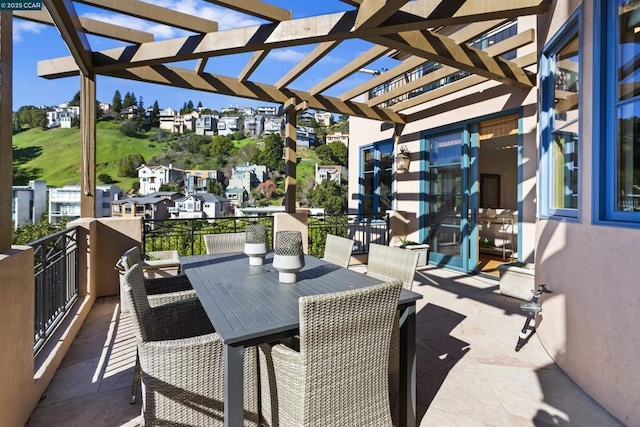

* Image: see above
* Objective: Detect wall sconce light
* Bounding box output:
[395,145,411,172]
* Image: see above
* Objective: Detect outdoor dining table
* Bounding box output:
[181,252,423,427]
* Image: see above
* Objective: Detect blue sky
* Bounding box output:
[12,0,400,112]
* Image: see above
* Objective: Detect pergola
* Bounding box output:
[0,0,549,251]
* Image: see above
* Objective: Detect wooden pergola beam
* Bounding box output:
[238,50,269,82]
[368,29,535,89]
[276,41,339,89]
[202,0,292,22]
[367,29,535,107]
[354,0,410,30]
[44,0,92,76]
[91,64,406,123]
[14,9,154,44]
[74,0,218,34]
[338,20,505,101]
[391,51,537,112]
[308,44,391,95]
[37,2,549,76]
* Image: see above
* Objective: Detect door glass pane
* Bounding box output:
[616,102,640,211]
[428,130,462,259]
[363,149,374,172]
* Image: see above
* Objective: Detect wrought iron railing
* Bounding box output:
[142,216,275,256]
[307,213,389,257]
[32,226,80,354]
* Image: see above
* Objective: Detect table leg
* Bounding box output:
[224,344,245,427]
[399,303,417,427]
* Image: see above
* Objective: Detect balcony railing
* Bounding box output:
[143,214,388,258]
[142,216,275,256]
[32,226,80,354]
[307,213,389,257]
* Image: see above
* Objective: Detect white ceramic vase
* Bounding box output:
[244,242,269,265]
[272,254,305,283]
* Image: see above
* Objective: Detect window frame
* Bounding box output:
[593,0,640,226]
[359,140,394,216]
[539,7,582,221]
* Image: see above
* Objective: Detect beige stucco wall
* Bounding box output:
[349,15,539,260]
[536,1,638,424]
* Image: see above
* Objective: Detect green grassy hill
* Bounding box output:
[12,121,166,191]
[13,124,324,199]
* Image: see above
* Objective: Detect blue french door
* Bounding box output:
[422,128,478,271]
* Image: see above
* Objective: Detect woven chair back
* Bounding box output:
[322,234,355,268]
[367,243,419,290]
[204,232,245,254]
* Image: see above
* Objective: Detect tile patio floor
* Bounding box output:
[26,265,623,426]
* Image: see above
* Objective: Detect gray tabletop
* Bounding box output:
[181,253,423,345]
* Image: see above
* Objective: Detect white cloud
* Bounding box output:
[270,49,306,62]
[13,20,43,43]
[81,1,262,42]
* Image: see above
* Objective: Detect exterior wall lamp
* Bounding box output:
[395,145,411,172]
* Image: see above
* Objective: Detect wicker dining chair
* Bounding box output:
[366,242,420,418]
[204,232,246,255]
[366,243,419,290]
[117,246,194,313]
[259,281,402,427]
[119,245,181,273]
[122,264,260,426]
[322,234,355,268]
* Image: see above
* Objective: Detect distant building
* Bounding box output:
[243,115,264,137]
[49,184,122,224]
[299,111,314,123]
[195,115,217,135]
[264,117,284,135]
[168,193,232,219]
[315,164,343,185]
[46,105,80,128]
[314,111,333,126]
[158,107,178,132]
[11,180,47,229]
[184,169,224,195]
[224,187,248,207]
[137,164,185,195]
[235,206,325,216]
[256,106,278,116]
[325,131,349,146]
[217,116,243,136]
[225,163,269,206]
[111,191,181,220]
[120,105,138,120]
[296,125,317,147]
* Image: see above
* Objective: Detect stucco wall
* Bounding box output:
[536,1,639,424]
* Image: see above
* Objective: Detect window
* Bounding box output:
[360,141,393,215]
[595,1,640,222]
[540,10,581,219]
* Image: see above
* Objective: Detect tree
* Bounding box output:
[112,90,122,113]
[197,101,203,110]
[118,153,145,177]
[98,173,115,184]
[315,144,335,164]
[329,141,348,166]
[208,135,236,166]
[262,133,285,174]
[119,120,138,137]
[311,180,346,213]
[256,179,278,199]
[16,106,47,130]
[206,179,225,196]
[12,217,69,245]
[150,100,160,128]
[69,90,81,106]
[159,183,183,193]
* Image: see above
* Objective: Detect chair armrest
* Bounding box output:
[260,343,304,423]
[141,259,181,270]
[145,275,192,295]
[148,290,198,308]
[146,250,179,260]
